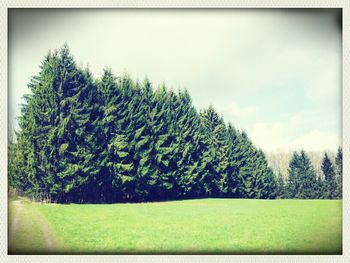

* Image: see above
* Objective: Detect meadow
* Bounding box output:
[8,198,342,254]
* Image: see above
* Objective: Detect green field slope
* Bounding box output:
[8,198,342,254]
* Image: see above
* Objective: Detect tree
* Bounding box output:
[95,69,131,202]
[128,79,155,201]
[334,147,342,199]
[223,123,241,198]
[197,106,222,197]
[276,172,287,198]
[15,50,62,200]
[321,153,336,199]
[173,89,202,198]
[11,45,284,203]
[287,151,319,199]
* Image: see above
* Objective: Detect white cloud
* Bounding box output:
[251,122,290,152]
[291,130,340,152]
[226,102,257,118]
[9,9,341,153]
[250,114,340,153]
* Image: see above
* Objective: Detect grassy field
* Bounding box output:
[8,198,342,254]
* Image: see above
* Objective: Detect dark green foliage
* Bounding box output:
[172,89,202,198]
[334,147,342,199]
[321,153,337,199]
[10,46,279,203]
[276,172,287,198]
[276,149,342,200]
[287,151,326,199]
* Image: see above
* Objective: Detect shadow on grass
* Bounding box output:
[9,247,342,255]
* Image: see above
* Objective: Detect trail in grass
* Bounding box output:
[9,200,23,245]
[9,199,56,253]
[40,211,54,252]
[29,203,56,252]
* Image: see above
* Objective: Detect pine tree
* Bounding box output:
[15,50,63,200]
[223,123,241,197]
[254,149,277,199]
[276,172,286,198]
[197,106,222,197]
[287,151,319,199]
[158,89,182,199]
[11,45,287,203]
[95,69,130,202]
[321,153,336,199]
[148,86,181,200]
[113,75,137,201]
[213,117,231,197]
[8,136,23,191]
[173,89,202,198]
[235,131,257,198]
[334,147,342,199]
[233,131,276,199]
[128,78,155,201]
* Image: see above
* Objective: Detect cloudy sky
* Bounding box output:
[9,9,342,153]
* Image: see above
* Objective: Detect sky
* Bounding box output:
[8,9,342,153]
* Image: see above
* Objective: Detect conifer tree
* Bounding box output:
[113,75,137,201]
[321,153,336,199]
[17,50,62,200]
[54,49,101,202]
[276,172,286,198]
[128,79,155,200]
[223,123,241,197]
[95,69,130,202]
[213,117,231,197]
[10,45,288,203]
[334,147,342,199]
[148,86,180,200]
[158,89,182,199]
[197,106,222,197]
[287,151,319,199]
[174,89,202,198]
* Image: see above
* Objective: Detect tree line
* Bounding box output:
[8,45,277,203]
[275,148,342,199]
[8,46,342,203]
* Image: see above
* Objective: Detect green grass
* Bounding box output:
[9,198,342,254]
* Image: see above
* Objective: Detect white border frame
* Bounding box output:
[1,1,349,262]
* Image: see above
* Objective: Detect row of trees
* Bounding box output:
[9,46,277,203]
[276,148,342,199]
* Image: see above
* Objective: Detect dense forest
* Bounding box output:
[275,149,342,199]
[8,46,342,203]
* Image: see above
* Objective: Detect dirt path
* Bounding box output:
[9,200,23,245]
[38,210,54,252]
[9,199,56,253]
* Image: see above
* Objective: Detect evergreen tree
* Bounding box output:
[174,89,202,198]
[276,172,286,198]
[95,69,130,202]
[17,50,61,200]
[8,136,22,191]
[148,86,182,200]
[10,45,287,203]
[321,153,336,199]
[114,75,138,201]
[129,79,154,201]
[254,150,277,199]
[54,50,102,203]
[223,124,241,197]
[197,106,222,197]
[213,117,231,197]
[334,147,342,199]
[287,151,319,199]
